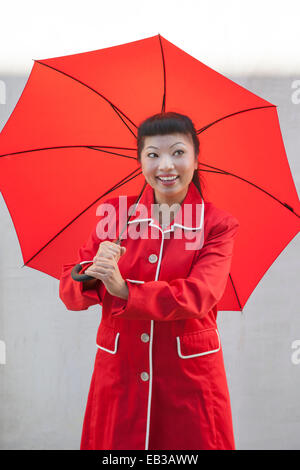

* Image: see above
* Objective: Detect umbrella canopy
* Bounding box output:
[0,33,299,312]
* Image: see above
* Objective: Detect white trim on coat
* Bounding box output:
[96,332,120,355]
[127,195,205,233]
[176,329,221,358]
[144,227,166,451]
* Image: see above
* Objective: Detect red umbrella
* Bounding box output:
[0,34,299,312]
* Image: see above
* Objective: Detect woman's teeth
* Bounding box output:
[157,176,178,181]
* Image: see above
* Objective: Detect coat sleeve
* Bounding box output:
[110,215,240,321]
[59,224,108,311]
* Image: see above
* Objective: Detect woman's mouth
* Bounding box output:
[156,175,179,186]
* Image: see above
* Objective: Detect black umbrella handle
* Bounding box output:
[71,263,95,282]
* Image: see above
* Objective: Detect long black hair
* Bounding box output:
[136,111,205,200]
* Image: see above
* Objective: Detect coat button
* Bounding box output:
[140,371,149,381]
[148,254,158,263]
[141,333,150,343]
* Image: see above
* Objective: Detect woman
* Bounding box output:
[59,112,240,450]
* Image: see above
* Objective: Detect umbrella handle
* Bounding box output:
[71,263,94,282]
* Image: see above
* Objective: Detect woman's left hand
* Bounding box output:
[84,253,128,299]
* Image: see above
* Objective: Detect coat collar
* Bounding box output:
[127,181,205,233]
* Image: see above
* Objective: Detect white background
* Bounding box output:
[0,0,300,75]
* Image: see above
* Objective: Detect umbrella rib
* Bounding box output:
[199,162,300,218]
[228,273,244,314]
[35,60,138,139]
[87,146,137,159]
[0,145,138,160]
[22,168,143,268]
[158,34,166,113]
[196,105,276,134]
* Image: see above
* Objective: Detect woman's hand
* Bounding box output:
[84,241,128,299]
[95,240,126,262]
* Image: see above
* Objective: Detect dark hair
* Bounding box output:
[137,112,205,199]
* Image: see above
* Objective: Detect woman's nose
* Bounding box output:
[158,155,174,170]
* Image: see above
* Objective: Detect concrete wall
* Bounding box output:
[0,74,299,449]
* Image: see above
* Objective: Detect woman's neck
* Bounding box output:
[153,187,188,208]
[153,187,188,227]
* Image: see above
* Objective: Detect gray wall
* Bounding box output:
[0,74,299,450]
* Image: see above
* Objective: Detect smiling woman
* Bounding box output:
[59,111,240,451]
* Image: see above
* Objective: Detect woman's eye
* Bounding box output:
[147,150,184,158]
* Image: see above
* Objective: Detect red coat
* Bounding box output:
[59,181,240,450]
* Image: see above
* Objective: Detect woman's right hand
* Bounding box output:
[81,241,126,290]
[94,241,126,263]
[87,241,126,276]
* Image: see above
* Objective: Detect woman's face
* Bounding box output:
[140,132,198,205]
